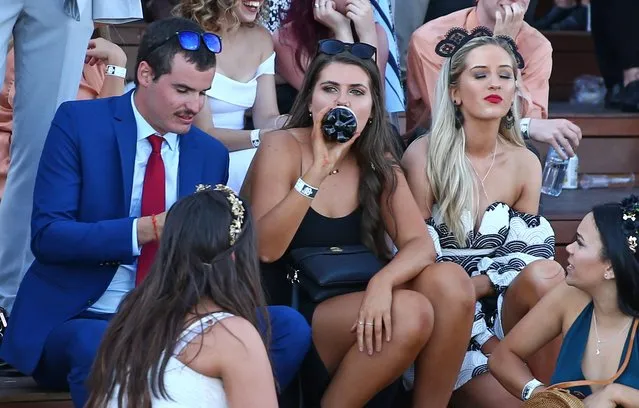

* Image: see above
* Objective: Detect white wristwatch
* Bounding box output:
[105,64,127,79]
[521,378,544,400]
[520,117,531,140]
[250,129,261,148]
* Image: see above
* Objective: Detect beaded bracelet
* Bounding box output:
[151,214,159,241]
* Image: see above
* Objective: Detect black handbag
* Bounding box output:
[286,245,384,308]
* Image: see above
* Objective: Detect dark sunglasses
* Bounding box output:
[317,39,376,61]
[147,31,222,55]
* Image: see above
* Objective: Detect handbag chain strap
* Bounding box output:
[550,318,638,390]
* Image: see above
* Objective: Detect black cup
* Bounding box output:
[321,106,358,143]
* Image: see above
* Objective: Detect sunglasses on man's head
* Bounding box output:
[147,31,222,55]
[317,39,377,61]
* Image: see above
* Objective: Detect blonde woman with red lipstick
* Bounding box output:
[402,33,564,407]
[176,0,288,194]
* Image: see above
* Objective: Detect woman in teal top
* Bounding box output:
[489,195,639,407]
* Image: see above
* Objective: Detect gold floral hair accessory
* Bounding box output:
[195,184,245,246]
[621,195,639,253]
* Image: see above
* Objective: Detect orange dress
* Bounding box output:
[0,50,105,197]
[406,7,553,131]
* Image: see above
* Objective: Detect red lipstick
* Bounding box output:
[484,94,503,104]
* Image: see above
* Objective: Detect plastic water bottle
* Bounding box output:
[541,147,569,196]
[580,173,636,189]
[562,154,579,189]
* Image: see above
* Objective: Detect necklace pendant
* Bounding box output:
[596,347,601,356]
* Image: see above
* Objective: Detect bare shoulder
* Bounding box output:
[246,24,275,56]
[505,143,542,174]
[402,135,429,170]
[177,315,266,378]
[545,281,591,327]
[259,129,304,155]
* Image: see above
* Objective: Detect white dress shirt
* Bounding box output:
[89,93,180,314]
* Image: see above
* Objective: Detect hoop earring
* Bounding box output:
[454,103,464,130]
[503,108,515,129]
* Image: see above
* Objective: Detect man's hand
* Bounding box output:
[494,2,525,40]
[137,212,167,246]
[528,118,582,159]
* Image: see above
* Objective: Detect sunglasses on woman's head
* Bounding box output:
[317,39,377,61]
[147,31,222,55]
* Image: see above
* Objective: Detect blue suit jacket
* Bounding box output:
[0,91,229,375]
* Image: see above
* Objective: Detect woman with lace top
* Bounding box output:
[402,33,564,407]
[86,186,278,408]
[490,196,639,406]
[175,0,289,193]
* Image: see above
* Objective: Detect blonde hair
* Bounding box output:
[173,0,269,33]
[427,36,525,246]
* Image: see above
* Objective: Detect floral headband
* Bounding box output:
[195,184,245,246]
[434,26,525,69]
[621,195,639,253]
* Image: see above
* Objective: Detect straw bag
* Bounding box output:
[523,319,638,408]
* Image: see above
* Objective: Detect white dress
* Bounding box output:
[106,312,234,408]
[206,53,275,193]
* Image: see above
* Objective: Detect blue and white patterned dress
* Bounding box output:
[405,202,555,390]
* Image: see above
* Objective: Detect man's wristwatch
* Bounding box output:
[521,378,544,401]
[520,118,531,140]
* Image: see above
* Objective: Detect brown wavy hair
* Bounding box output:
[173,0,269,32]
[285,50,401,261]
[86,188,269,408]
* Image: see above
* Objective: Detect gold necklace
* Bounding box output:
[467,139,498,224]
[592,311,633,356]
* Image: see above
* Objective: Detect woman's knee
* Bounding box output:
[418,262,475,313]
[516,259,565,299]
[392,290,434,348]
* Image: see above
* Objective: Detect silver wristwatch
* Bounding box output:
[521,378,544,400]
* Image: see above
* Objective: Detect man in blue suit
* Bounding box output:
[0,17,310,407]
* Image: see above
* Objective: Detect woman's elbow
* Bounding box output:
[258,244,286,264]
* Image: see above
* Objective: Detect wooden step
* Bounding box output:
[0,376,71,408]
[543,31,599,102]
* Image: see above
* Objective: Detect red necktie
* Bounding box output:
[136,135,166,285]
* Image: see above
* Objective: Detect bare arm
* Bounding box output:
[401,136,433,219]
[85,38,127,98]
[374,166,436,288]
[249,131,315,262]
[187,317,278,408]
[252,72,285,129]
[193,101,256,152]
[513,147,542,215]
[606,384,639,407]
[489,282,576,398]
[273,28,308,91]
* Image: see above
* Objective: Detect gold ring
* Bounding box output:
[365,322,374,326]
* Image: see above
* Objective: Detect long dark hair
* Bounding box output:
[279,0,331,73]
[86,187,268,408]
[592,199,639,318]
[285,50,400,260]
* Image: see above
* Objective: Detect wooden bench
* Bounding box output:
[0,376,71,408]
